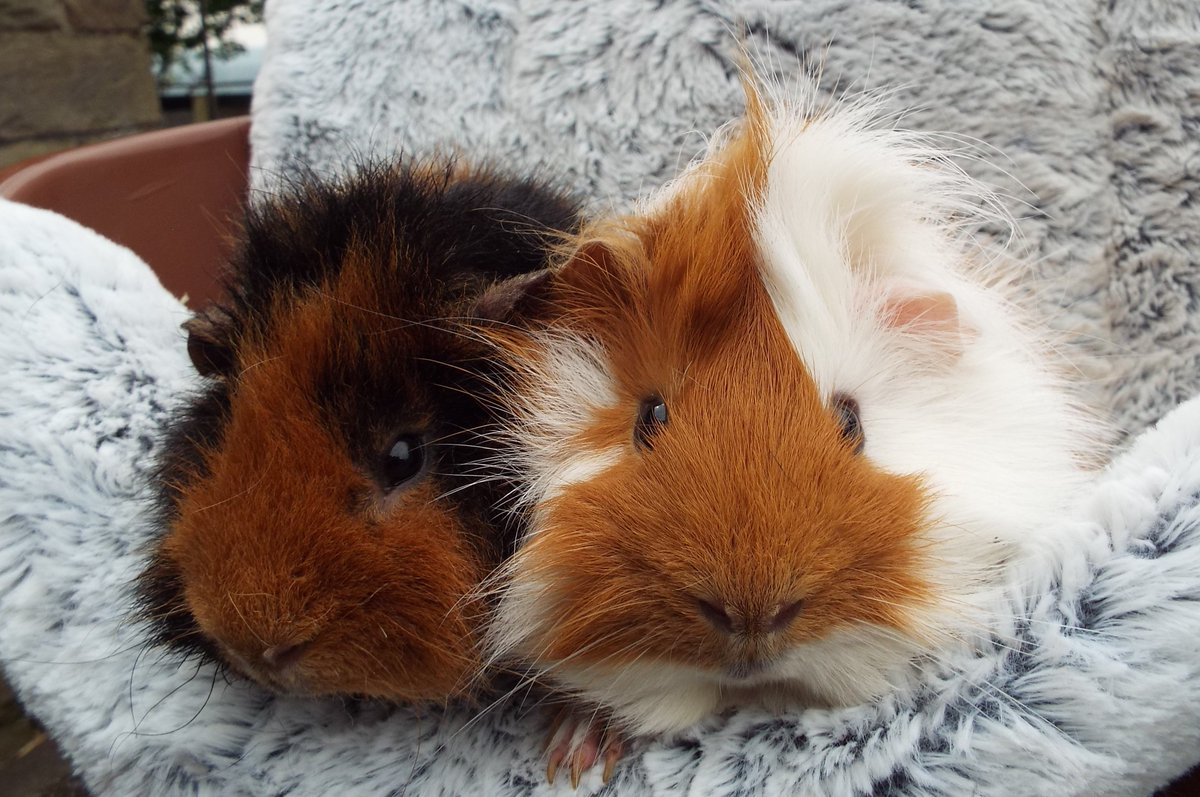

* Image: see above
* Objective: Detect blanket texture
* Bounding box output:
[2,199,1200,795]
[251,0,1200,442]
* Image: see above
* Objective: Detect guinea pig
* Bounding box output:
[474,82,1107,780]
[136,159,581,702]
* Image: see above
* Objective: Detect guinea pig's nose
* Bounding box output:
[260,639,313,672]
[695,597,804,635]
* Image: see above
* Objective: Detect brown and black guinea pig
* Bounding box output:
[136,159,581,702]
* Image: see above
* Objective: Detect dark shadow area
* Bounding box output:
[0,677,88,797]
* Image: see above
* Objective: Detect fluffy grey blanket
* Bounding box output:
[3,0,1200,794]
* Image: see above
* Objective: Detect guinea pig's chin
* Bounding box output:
[550,623,925,734]
[751,624,926,708]
[216,642,345,698]
[249,673,311,697]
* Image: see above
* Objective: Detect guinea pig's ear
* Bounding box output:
[182,305,237,377]
[470,268,555,324]
[471,239,631,324]
[880,280,978,358]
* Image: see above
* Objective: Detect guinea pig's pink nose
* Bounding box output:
[260,639,313,671]
[695,597,804,635]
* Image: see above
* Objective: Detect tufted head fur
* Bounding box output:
[137,160,581,702]
[478,81,1106,734]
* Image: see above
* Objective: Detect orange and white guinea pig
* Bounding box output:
[475,82,1106,776]
[137,161,580,703]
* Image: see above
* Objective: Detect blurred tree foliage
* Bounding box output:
[144,0,265,79]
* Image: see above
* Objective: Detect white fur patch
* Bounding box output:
[750,92,1103,666]
[489,331,622,518]
[484,570,554,670]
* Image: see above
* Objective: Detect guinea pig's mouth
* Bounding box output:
[219,646,314,695]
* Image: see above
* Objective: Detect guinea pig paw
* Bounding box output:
[544,707,626,788]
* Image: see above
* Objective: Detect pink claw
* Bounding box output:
[543,707,627,788]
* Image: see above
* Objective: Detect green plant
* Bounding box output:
[144,0,264,80]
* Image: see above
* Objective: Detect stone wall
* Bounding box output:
[0,0,161,168]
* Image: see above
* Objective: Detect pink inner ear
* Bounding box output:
[882,286,976,354]
[884,289,959,332]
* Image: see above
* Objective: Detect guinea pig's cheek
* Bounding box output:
[372,480,487,622]
[486,528,601,672]
[177,583,263,679]
[160,533,216,625]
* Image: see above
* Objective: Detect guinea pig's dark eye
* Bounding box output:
[832,393,865,454]
[381,434,426,489]
[634,396,669,450]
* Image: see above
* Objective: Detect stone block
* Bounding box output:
[0,0,66,31]
[64,0,145,32]
[0,137,75,169]
[0,32,161,141]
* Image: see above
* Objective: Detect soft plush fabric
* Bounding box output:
[251,0,1200,442]
[4,1,1200,795]
[2,200,1200,796]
